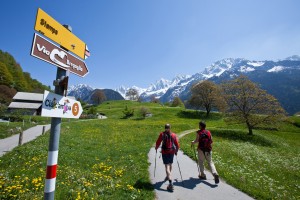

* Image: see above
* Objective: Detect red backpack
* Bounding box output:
[162,132,176,151]
[198,130,212,152]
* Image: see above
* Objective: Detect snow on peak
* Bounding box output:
[202,58,243,78]
[247,61,265,67]
[267,66,284,73]
[240,66,255,72]
[285,55,300,61]
[68,84,95,91]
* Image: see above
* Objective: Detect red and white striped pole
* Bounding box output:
[44,68,66,200]
[44,149,58,197]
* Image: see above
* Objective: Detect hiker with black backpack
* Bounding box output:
[155,124,180,191]
[191,121,220,184]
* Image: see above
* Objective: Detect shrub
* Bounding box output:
[122,105,134,118]
[139,107,150,118]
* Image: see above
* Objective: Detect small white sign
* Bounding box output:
[41,90,83,118]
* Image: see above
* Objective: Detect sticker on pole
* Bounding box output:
[41,90,83,118]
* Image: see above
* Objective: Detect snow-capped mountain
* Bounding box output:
[160,56,300,114]
[68,84,95,101]
[115,75,190,101]
[115,85,146,100]
[68,84,124,103]
[68,55,300,114]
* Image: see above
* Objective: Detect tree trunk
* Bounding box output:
[246,121,253,135]
[205,105,211,117]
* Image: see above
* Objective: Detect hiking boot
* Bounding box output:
[198,174,207,180]
[167,184,174,191]
[213,173,219,184]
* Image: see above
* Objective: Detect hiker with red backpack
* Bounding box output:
[191,121,220,184]
[155,124,180,191]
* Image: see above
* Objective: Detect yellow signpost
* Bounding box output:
[32,8,90,200]
[34,8,89,60]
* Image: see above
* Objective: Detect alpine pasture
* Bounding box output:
[0,100,299,199]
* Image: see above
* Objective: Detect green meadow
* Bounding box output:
[0,100,299,199]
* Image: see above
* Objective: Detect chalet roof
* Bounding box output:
[9,102,42,109]
[8,92,76,110]
[13,92,43,101]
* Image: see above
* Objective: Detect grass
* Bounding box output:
[0,116,79,139]
[0,100,299,199]
[0,122,35,139]
[180,127,300,199]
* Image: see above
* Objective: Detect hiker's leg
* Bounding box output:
[165,164,172,180]
[205,151,217,175]
[197,149,205,176]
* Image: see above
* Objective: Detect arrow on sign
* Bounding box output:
[34,8,89,60]
[31,33,89,77]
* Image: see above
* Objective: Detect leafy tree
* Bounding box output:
[13,69,28,91]
[0,104,7,117]
[126,88,139,101]
[91,89,106,105]
[189,80,225,116]
[221,75,286,135]
[88,106,97,115]
[0,85,17,105]
[0,50,49,93]
[0,62,13,86]
[122,105,134,118]
[171,96,185,108]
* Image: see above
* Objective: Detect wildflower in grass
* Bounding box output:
[127,184,134,190]
[114,169,124,177]
[75,192,81,200]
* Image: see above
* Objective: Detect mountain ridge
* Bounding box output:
[68,55,300,114]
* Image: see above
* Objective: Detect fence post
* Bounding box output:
[42,125,46,135]
[18,128,23,146]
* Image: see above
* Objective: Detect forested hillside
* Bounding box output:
[0,50,50,106]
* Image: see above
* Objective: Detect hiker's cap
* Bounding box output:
[199,121,206,128]
[165,124,171,129]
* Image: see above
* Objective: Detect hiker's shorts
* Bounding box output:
[162,154,174,164]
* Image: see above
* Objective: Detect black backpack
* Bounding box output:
[162,132,176,151]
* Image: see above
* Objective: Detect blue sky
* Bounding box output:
[1,0,299,90]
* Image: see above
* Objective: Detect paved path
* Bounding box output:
[148,130,254,200]
[0,124,51,157]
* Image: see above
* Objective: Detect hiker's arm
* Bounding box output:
[155,133,163,150]
[175,136,180,150]
[191,132,199,145]
[175,136,179,155]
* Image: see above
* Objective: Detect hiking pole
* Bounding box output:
[192,143,200,175]
[176,154,184,186]
[154,150,157,177]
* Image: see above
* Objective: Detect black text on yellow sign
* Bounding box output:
[34,8,88,60]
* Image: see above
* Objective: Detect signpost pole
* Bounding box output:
[32,9,87,198]
[44,68,66,200]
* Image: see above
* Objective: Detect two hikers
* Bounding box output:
[155,124,179,191]
[191,121,219,184]
[155,121,219,191]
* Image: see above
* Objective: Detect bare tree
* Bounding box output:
[150,95,160,104]
[126,88,139,101]
[189,80,225,116]
[91,89,106,105]
[221,75,286,135]
[171,96,184,108]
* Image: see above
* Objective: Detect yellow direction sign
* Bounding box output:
[34,8,89,60]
